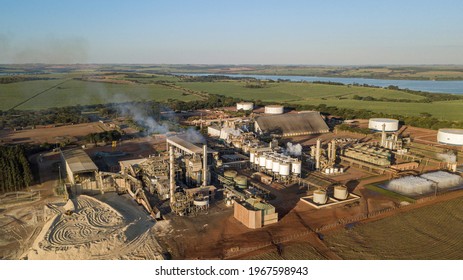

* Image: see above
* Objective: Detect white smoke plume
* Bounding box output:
[436,152,457,163]
[117,103,169,134]
[286,142,302,156]
[182,127,206,143]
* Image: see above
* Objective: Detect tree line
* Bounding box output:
[0,145,33,193]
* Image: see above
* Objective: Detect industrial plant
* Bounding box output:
[3,100,463,260]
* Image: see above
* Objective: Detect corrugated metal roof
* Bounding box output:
[167,136,215,154]
[61,149,98,174]
[255,112,329,136]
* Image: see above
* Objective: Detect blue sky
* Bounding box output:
[1,0,462,64]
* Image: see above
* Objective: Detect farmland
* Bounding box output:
[323,196,463,259]
[1,70,463,122]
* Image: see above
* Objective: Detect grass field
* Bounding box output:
[1,73,462,122]
[0,79,202,110]
[323,196,463,259]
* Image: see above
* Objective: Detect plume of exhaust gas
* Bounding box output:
[286,142,302,156]
[181,127,206,143]
[436,152,457,163]
[117,103,169,134]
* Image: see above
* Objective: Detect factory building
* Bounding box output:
[254,112,329,137]
[437,129,463,146]
[234,198,278,229]
[61,148,98,185]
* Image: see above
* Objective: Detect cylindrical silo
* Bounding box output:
[272,160,280,174]
[254,153,260,165]
[265,157,273,170]
[279,162,290,176]
[234,175,248,189]
[291,160,302,175]
[264,105,284,115]
[250,152,255,163]
[224,170,238,180]
[368,118,399,132]
[313,190,328,204]
[437,128,463,146]
[334,186,348,200]
[259,154,267,167]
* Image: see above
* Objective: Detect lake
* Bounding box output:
[176,73,463,95]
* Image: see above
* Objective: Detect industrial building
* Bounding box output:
[254,112,329,137]
[61,148,98,185]
[368,118,399,132]
[437,129,463,146]
[234,198,278,229]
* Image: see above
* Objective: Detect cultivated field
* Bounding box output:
[323,196,463,259]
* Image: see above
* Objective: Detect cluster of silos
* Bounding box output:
[224,169,248,190]
[249,151,302,180]
[312,185,349,205]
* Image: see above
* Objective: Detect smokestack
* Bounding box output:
[331,139,336,163]
[169,146,175,204]
[381,123,386,147]
[203,144,208,187]
[327,142,332,162]
[316,139,321,170]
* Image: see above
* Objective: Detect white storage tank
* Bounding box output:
[279,162,290,176]
[254,153,260,165]
[259,155,267,167]
[264,105,284,115]
[368,118,399,132]
[291,160,302,175]
[313,190,328,204]
[333,186,348,200]
[265,157,273,170]
[272,160,280,173]
[250,152,255,163]
[236,102,254,111]
[437,129,463,146]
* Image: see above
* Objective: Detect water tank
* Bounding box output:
[313,190,328,204]
[291,160,302,175]
[437,129,463,146]
[333,186,348,200]
[193,199,209,207]
[259,155,267,167]
[279,162,290,176]
[250,152,255,163]
[265,105,284,115]
[236,102,254,111]
[254,153,260,165]
[368,118,399,132]
[224,170,238,180]
[265,157,273,170]
[325,169,330,174]
[272,160,280,173]
[234,175,248,189]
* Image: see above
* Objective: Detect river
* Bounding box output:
[176,73,463,94]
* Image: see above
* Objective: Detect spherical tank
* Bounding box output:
[291,160,302,175]
[272,160,280,173]
[313,190,328,204]
[264,105,284,114]
[279,162,290,176]
[333,186,348,200]
[224,170,238,180]
[259,155,267,167]
[236,102,254,111]
[437,129,463,146]
[368,118,399,132]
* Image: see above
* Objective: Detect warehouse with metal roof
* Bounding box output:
[61,148,98,185]
[254,111,329,137]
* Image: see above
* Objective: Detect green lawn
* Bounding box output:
[0,79,201,110]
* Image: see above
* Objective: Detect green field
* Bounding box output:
[1,73,462,122]
[323,196,463,259]
[0,79,201,110]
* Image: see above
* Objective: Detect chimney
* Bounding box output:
[315,139,321,170]
[169,146,175,204]
[202,144,208,187]
[327,142,332,163]
[381,123,386,147]
[331,139,336,163]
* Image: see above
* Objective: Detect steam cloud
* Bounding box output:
[286,142,302,156]
[117,103,169,134]
[436,152,457,163]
